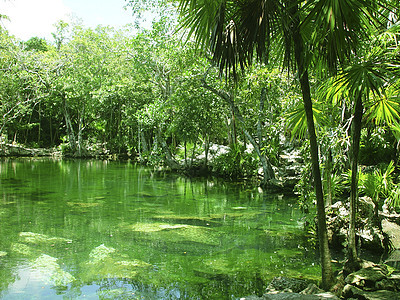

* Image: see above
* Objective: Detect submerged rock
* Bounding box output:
[88,244,116,264]
[123,222,221,245]
[33,254,75,287]
[10,242,37,256]
[19,232,72,245]
[83,244,152,282]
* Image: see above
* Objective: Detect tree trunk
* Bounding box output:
[191,139,197,167]
[157,128,179,169]
[231,108,237,146]
[204,134,210,168]
[325,148,333,207]
[242,127,275,182]
[184,140,187,167]
[290,1,334,290]
[258,87,266,146]
[38,102,41,145]
[348,94,363,268]
[138,125,141,158]
[76,107,86,157]
[62,96,77,154]
[141,131,148,154]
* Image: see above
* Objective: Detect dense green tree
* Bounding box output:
[24,37,48,52]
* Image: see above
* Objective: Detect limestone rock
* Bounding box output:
[345,266,388,291]
[33,254,75,286]
[382,219,400,249]
[300,284,324,295]
[343,284,400,300]
[385,249,400,269]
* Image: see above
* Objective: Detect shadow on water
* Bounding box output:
[1,178,29,188]
[20,190,56,201]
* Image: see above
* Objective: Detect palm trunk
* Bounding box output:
[348,94,363,268]
[290,1,334,290]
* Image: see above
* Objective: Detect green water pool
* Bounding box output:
[0,158,320,299]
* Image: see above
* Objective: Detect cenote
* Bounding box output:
[0,158,320,299]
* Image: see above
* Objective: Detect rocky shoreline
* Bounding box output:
[0,143,61,157]
[241,263,400,299]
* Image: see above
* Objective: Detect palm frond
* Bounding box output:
[336,60,390,101]
[286,101,326,139]
[178,0,225,48]
[366,94,400,125]
[302,0,379,72]
[178,0,285,79]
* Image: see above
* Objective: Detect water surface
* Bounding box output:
[0,158,319,299]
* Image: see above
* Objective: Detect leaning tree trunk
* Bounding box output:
[203,134,210,168]
[156,128,180,170]
[290,1,334,290]
[347,94,363,270]
[62,96,77,154]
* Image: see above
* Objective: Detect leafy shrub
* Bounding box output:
[212,146,258,179]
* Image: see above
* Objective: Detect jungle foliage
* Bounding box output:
[1,0,400,289]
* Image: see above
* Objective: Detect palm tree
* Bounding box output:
[326,27,400,270]
[178,0,337,289]
[176,0,395,289]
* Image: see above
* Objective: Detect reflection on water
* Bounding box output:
[0,158,319,299]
